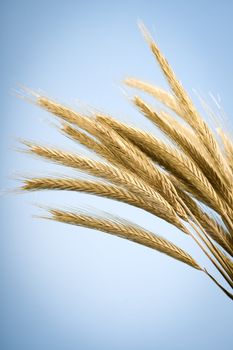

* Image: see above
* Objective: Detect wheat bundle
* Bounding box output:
[19,24,233,300]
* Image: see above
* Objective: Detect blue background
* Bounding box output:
[1,1,233,349]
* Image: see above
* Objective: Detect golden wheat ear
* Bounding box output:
[41,203,233,299]
[21,176,164,219]
[44,207,201,270]
[124,78,183,117]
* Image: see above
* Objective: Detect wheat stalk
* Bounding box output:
[18,24,233,300]
[172,181,233,256]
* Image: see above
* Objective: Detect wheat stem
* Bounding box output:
[204,269,233,300]
[180,199,233,288]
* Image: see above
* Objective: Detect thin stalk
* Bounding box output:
[190,216,233,280]
[180,199,233,288]
[186,226,233,289]
[189,220,233,288]
[185,204,233,284]
[204,269,233,300]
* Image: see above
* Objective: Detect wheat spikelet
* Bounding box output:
[48,208,201,270]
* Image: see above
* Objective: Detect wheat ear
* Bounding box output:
[22,177,163,217]
[48,208,233,295]
[47,208,201,270]
[125,77,183,117]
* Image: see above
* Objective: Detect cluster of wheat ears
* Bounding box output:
[19,24,233,300]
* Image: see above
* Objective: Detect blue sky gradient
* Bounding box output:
[1,1,233,349]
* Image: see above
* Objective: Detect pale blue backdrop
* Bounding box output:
[1,1,233,349]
